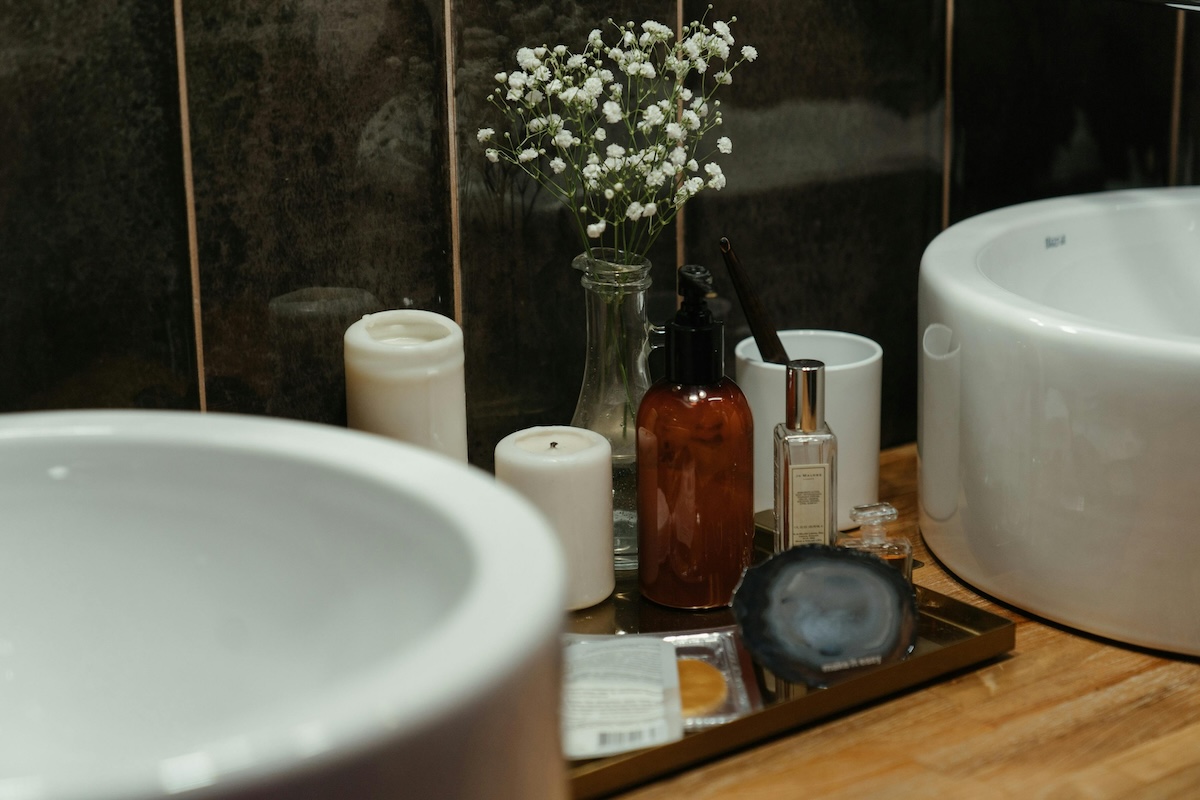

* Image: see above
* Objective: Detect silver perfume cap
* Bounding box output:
[786,359,825,433]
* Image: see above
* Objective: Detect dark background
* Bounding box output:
[1,0,1190,466]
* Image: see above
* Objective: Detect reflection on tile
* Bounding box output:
[684,0,946,448]
[950,0,1176,222]
[0,1,198,411]
[454,0,678,466]
[184,0,453,424]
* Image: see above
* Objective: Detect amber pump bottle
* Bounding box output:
[636,264,754,609]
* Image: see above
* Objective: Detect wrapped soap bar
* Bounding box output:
[560,635,683,759]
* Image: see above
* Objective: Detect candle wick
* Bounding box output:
[549,441,558,449]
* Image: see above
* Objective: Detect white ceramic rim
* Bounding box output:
[921,186,1200,357]
[0,409,565,800]
[734,329,883,372]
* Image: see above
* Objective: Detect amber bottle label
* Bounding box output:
[787,464,829,546]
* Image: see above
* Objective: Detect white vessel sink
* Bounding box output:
[919,187,1200,656]
[0,410,567,799]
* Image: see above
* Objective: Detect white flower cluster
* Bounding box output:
[478,13,756,262]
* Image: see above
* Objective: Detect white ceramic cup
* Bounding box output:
[735,330,883,530]
[344,309,468,461]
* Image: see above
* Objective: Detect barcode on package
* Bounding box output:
[596,721,672,749]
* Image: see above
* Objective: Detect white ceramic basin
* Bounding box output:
[919,187,1200,656]
[0,410,567,799]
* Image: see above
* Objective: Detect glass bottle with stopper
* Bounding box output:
[840,502,912,580]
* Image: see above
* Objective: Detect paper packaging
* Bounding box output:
[560,636,682,760]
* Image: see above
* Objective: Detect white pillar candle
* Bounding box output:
[495,426,614,611]
[344,310,468,461]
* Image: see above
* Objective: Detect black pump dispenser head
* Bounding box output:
[666,264,723,385]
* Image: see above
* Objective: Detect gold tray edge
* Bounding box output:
[569,586,1016,800]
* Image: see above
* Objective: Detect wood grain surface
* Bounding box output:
[612,444,1200,799]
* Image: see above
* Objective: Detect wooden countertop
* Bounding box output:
[613,443,1200,798]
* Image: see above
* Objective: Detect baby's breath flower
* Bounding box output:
[479,14,752,261]
[705,162,726,189]
[517,47,540,70]
[639,105,665,129]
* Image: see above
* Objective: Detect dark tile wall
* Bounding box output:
[1,0,1192,463]
[950,0,1178,222]
[1180,11,1200,183]
[0,0,198,411]
[183,0,454,424]
[683,0,945,449]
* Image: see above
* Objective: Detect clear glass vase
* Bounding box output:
[571,248,655,573]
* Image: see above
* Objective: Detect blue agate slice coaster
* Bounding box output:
[732,544,918,688]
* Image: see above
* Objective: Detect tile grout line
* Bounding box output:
[941,0,954,230]
[174,0,207,411]
[1170,9,1186,186]
[675,0,685,271]
[444,0,464,326]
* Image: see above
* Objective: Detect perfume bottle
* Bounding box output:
[774,359,837,551]
[637,264,755,609]
[841,502,912,580]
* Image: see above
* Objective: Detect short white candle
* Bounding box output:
[344,310,467,461]
[495,426,614,611]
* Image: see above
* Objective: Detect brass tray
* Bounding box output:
[566,528,1016,799]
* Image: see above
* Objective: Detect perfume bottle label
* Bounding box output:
[787,463,829,546]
